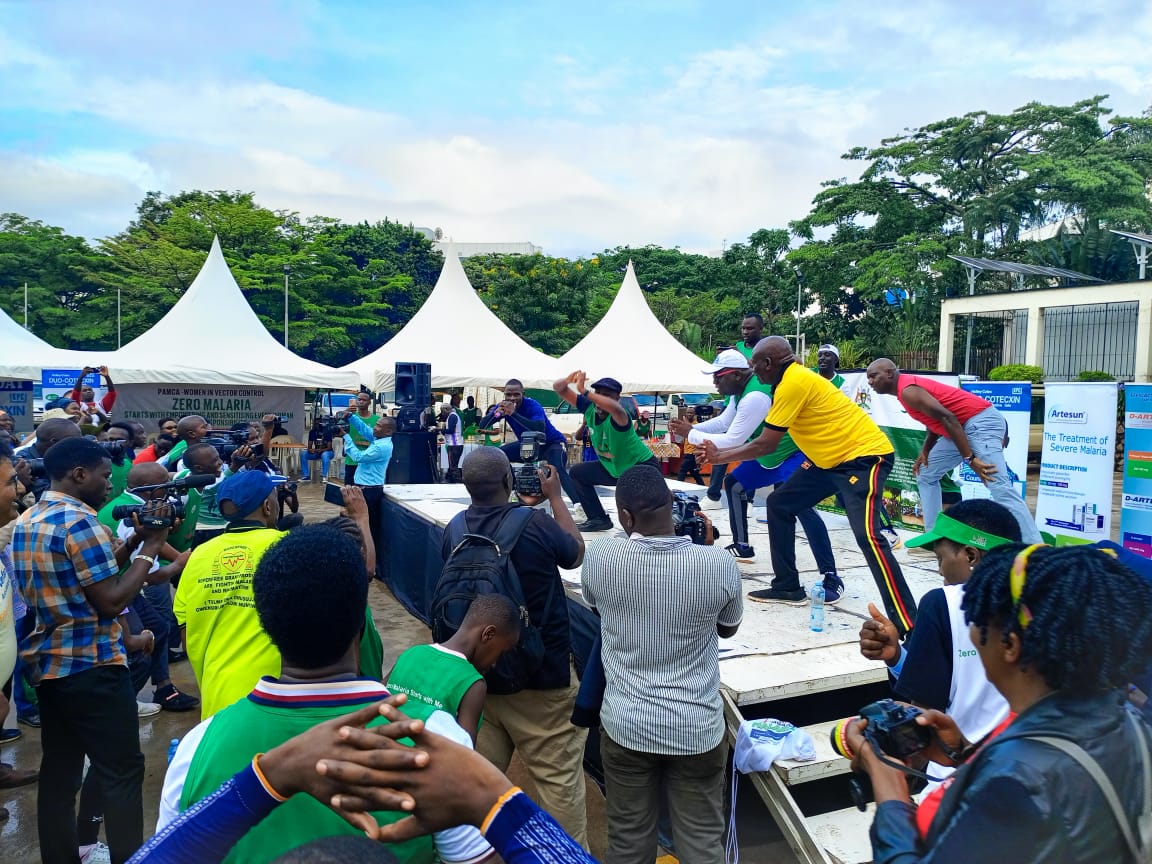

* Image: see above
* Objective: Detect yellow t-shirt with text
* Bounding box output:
[765,363,893,469]
[174,527,287,719]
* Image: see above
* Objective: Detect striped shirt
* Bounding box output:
[13,491,125,683]
[581,534,742,755]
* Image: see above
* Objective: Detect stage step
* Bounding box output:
[806,804,875,864]
[774,720,851,785]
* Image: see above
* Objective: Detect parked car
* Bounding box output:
[669,393,716,412]
[627,393,670,420]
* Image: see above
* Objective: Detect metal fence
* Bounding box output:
[1042,301,1139,381]
[949,310,1029,378]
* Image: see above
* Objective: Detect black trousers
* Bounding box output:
[764,453,917,636]
[706,461,727,501]
[677,454,705,485]
[359,484,384,580]
[37,665,145,864]
[570,457,661,520]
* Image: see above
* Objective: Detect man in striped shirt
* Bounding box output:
[581,465,742,864]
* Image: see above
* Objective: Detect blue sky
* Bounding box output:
[2,0,1151,257]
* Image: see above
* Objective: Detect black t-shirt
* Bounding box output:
[892,587,953,711]
[442,503,581,690]
[308,427,333,449]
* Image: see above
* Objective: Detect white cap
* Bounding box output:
[703,349,750,374]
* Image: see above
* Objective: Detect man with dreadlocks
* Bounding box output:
[844,543,1152,863]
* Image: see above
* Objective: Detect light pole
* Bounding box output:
[283,264,291,349]
[117,287,122,348]
[794,268,804,355]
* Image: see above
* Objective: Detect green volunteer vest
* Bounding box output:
[179,696,439,864]
[386,644,482,720]
[110,458,131,500]
[585,404,655,478]
[732,375,800,470]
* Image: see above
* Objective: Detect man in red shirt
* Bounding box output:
[866,359,1041,544]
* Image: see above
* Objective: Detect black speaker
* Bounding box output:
[387,431,438,484]
[395,362,431,408]
[395,406,424,433]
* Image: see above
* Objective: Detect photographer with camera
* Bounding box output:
[553,372,658,532]
[839,544,1152,863]
[175,440,256,547]
[301,415,335,482]
[581,465,740,863]
[13,436,176,862]
[13,417,82,501]
[158,415,210,470]
[671,349,841,598]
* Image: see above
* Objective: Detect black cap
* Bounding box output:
[590,377,623,393]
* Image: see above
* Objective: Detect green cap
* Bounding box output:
[905,511,1016,551]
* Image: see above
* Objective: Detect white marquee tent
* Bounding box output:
[345,245,563,392]
[558,261,714,393]
[0,307,105,381]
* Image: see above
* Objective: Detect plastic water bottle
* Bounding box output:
[167,738,180,764]
[810,583,825,632]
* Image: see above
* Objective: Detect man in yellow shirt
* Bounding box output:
[174,471,286,718]
[704,336,916,637]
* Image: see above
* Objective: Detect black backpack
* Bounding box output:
[430,507,554,695]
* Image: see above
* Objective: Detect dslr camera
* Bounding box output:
[830,698,931,762]
[203,428,263,462]
[513,431,547,496]
[671,491,718,544]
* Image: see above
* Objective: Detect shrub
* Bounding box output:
[1076,370,1115,382]
[988,364,1044,384]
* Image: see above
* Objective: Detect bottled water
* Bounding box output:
[810,583,825,632]
[168,738,180,764]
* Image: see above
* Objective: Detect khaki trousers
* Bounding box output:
[477,671,589,848]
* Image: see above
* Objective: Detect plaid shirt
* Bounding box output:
[13,491,125,682]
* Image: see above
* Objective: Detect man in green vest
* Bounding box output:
[158,524,495,864]
[553,372,658,532]
[669,350,842,602]
[814,343,846,391]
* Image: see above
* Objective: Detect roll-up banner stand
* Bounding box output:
[1121,384,1152,559]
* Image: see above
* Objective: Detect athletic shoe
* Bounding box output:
[577,518,613,532]
[0,728,21,744]
[137,701,161,719]
[747,588,808,606]
[571,504,586,521]
[725,543,755,561]
[168,650,188,663]
[822,572,845,606]
[700,496,724,511]
[79,842,111,864]
[17,711,40,728]
[885,530,904,550]
[0,763,38,788]
[154,683,200,712]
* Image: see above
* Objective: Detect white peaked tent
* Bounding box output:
[0,307,105,381]
[558,261,714,393]
[110,237,359,388]
[345,245,563,392]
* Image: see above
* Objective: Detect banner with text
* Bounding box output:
[957,381,1030,502]
[0,381,34,434]
[1035,382,1117,546]
[828,372,961,531]
[1121,384,1152,559]
[115,383,305,441]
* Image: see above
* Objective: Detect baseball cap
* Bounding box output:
[217,470,287,521]
[590,377,623,393]
[818,344,840,359]
[905,511,1016,550]
[703,349,750,374]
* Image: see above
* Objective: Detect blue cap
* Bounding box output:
[216,471,286,521]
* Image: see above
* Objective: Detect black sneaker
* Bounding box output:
[725,543,755,561]
[16,712,40,729]
[577,518,613,532]
[168,650,187,663]
[154,684,200,712]
[822,572,845,605]
[748,588,808,606]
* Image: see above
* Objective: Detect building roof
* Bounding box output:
[948,255,1103,283]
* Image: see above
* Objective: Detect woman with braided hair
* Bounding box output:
[844,543,1152,863]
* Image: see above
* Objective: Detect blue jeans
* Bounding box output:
[301,450,333,480]
[725,453,838,575]
[918,406,1042,544]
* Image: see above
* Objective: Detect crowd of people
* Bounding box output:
[0,325,1149,864]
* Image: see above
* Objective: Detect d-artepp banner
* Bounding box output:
[1121,384,1152,559]
[115,383,305,441]
[1035,382,1117,546]
[957,382,1030,502]
[0,380,34,434]
[831,372,961,531]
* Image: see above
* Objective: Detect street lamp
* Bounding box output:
[283,264,291,349]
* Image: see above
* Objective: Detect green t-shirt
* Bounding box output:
[734,376,800,470]
[734,340,756,360]
[810,367,845,391]
[110,458,131,501]
[344,413,381,465]
[359,608,384,681]
[581,399,655,478]
[386,643,482,721]
[97,490,138,537]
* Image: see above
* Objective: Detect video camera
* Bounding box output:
[202,429,263,462]
[317,414,348,435]
[513,431,547,496]
[671,491,719,544]
[22,439,128,481]
[110,474,217,528]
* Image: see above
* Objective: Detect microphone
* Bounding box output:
[168,474,218,490]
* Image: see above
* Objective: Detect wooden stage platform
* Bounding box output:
[380,480,948,864]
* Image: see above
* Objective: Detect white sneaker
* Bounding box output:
[700,496,724,511]
[137,701,161,718]
[572,504,586,521]
[80,843,112,864]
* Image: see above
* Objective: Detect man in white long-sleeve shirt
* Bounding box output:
[668,349,841,602]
